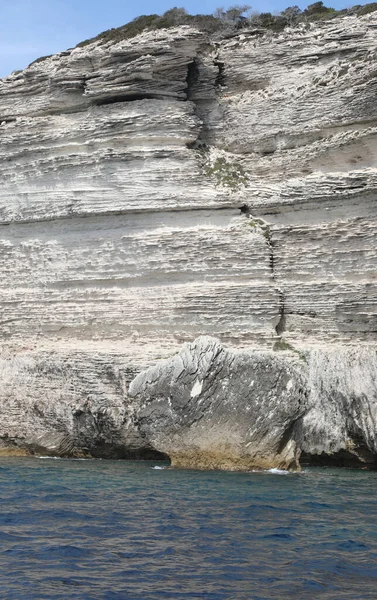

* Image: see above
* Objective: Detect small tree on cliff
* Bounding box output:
[280,5,302,25]
[214,4,251,21]
[304,2,336,17]
[160,7,188,24]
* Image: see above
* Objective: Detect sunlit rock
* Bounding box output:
[0,14,376,468]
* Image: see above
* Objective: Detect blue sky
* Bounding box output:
[0,0,369,77]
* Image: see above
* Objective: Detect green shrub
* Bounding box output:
[356,2,377,14]
[76,10,223,48]
[303,1,338,20]
[274,339,294,352]
[249,12,288,30]
[304,1,332,15]
[214,5,252,21]
[274,338,307,362]
[205,157,248,190]
[28,54,52,67]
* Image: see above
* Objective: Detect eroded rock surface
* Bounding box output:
[299,346,377,467]
[129,337,307,470]
[0,15,376,467]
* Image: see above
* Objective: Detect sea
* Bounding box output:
[0,458,376,599]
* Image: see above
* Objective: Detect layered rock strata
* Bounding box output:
[0,14,376,468]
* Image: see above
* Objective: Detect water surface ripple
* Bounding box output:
[0,458,376,599]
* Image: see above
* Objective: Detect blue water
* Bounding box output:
[0,459,376,599]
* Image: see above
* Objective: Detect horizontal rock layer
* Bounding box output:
[0,15,376,468]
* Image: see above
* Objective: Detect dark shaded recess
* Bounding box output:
[186,139,207,149]
[301,447,377,470]
[186,60,199,100]
[269,248,274,272]
[239,204,250,215]
[94,93,169,106]
[277,419,298,454]
[275,291,286,335]
[215,61,225,87]
[89,443,170,461]
[0,118,17,124]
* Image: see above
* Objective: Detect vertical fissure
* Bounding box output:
[241,207,286,336]
[185,59,199,101]
[185,58,207,150]
[214,60,225,87]
[265,223,286,336]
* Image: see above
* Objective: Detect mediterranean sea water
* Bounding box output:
[0,458,376,599]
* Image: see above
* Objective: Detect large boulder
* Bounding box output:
[129,337,308,470]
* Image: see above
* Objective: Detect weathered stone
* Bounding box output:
[0,15,376,468]
[129,337,307,470]
[0,350,159,458]
[298,346,377,467]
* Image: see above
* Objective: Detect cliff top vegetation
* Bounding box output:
[28,2,377,66]
[74,2,377,48]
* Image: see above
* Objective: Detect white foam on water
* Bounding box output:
[151,466,166,470]
[266,468,289,475]
[36,456,95,461]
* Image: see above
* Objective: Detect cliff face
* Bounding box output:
[0,14,376,468]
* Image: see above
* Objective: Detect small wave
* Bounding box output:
[266,468,289,475]
[36,456,94,461]
[151,466,166,470]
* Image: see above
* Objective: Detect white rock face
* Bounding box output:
[0,16,376,466]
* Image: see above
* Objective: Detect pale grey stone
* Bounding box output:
[0,15,376,467]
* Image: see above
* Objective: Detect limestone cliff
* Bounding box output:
[0,14,376,468]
